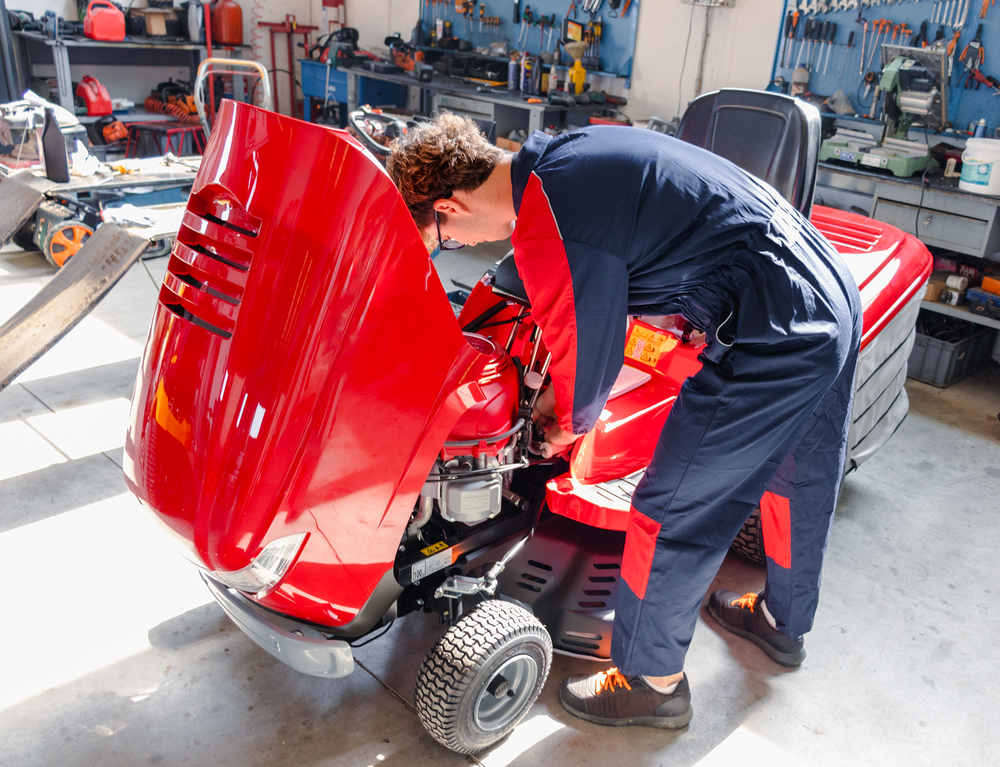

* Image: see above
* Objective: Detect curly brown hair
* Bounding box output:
[386,112,505,230]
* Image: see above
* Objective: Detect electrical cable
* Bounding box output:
[345,619,395,648]
[676,0,698,119]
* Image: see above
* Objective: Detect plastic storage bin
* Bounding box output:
[907,315,996,387]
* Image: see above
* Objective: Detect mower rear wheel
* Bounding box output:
[729,506,766,566]
[43,220,94,268]
[414,599,552,754]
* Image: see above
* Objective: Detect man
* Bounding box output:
[387,113,862,730]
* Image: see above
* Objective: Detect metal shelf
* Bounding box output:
[921,300,1000,330]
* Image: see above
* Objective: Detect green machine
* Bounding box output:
[820,45,946,177]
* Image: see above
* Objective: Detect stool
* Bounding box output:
[126,122,207,158]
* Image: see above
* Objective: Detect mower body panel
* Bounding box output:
[549,205,933,527]
[125,101,490,629]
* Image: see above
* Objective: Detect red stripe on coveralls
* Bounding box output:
[621,506,661,600]
[760,491,792,569]
[511,171,579,432]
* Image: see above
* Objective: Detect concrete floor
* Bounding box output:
[1,238,999,767]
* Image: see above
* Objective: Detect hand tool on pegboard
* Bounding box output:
[780,9,799,69]
[840,29,855,78]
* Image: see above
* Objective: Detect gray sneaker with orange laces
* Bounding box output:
[559,668,692,729]
[707,590,806,667]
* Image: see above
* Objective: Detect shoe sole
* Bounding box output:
[558,695,693,729]
[707,602,806,668]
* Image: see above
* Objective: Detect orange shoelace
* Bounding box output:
[593,667,632,696]
[734,592,758,611]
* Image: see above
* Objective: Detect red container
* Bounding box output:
[76,75,112,116]
[83,0,125,41]
[211,0,243,46]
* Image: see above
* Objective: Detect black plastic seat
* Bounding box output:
[492,251,530,306]
[675,88,821,218]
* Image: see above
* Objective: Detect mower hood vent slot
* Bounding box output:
[172,271,240,305]
[162,301,234,340]
[186,184,262,238]
[181,239,252,272]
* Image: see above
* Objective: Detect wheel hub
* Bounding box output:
[474,653,539,732]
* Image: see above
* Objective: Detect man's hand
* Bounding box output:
[531,384,557,428]
[539,421,582,459]
[531,384,583,458]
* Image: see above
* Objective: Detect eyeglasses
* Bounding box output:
[434,208,465,252]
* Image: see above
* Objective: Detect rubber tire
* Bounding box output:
[729,505,766,566]
[43,220,93,268]
[414,599,552,754]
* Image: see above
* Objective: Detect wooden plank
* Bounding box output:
[0,173,54,247]
[0,223,150,391]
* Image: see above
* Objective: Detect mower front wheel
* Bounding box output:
[414,599,552,754]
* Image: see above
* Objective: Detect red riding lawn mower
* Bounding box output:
[124,98,932,753]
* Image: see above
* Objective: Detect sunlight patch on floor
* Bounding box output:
[27,397,132,460]
[0,493,211,710]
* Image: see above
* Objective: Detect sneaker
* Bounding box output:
[559,668,692,729]
[707,590,806,667]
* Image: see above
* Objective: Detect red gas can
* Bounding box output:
[210,0,243,46]
[83,1,126,42]
[76,75,113,116]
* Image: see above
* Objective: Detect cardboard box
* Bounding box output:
[496,137,523,152]
[923,270,950,302]
[135,8,177,36]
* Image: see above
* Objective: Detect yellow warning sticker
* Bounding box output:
[420,541,449,556]
[624,325,677,367]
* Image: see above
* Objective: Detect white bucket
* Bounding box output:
[959,138,1000,195]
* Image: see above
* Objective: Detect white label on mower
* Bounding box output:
[411,548,453,581]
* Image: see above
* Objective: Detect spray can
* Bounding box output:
[508,55,518,90]
[974,119,987,138]
[522,54,533,92]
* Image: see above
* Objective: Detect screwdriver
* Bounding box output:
[840,29,855,78]
[812,20,829,70]
[823,21,837,74]
[780,10,798,69]
[797,17,814,69]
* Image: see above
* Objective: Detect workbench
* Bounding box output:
[337,64,585,136]
[817,160,1000,335]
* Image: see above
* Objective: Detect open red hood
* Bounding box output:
[124,102,478,622]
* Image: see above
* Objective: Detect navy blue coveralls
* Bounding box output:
[509,127,863,676]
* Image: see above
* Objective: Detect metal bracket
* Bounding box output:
[432,535,529,600]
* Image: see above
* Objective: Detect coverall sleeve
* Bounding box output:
[514,239,630,435]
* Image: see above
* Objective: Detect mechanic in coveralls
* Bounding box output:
[387,114,862,729]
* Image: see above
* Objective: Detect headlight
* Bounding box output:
[211,533,307,594]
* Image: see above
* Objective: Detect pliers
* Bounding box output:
[960,23,986,71]
[965,68,1000,94]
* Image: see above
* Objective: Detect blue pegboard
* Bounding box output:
[770,1,1000,136]
[418,0,641,86]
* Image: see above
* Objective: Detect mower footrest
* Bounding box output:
[545,470,645,532]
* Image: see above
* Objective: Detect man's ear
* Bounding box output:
[432,194,469,217]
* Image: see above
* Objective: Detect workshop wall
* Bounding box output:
[10,0,787,124]
[336,0,785,121]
